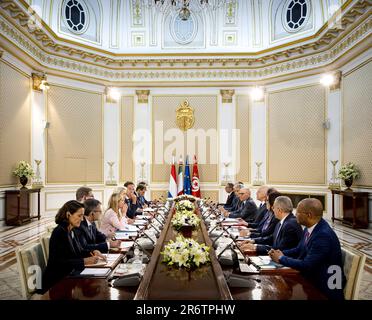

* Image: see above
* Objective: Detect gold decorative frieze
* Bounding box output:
[220,89,235,103]
[136,90,150,103]
[0,0,370,83]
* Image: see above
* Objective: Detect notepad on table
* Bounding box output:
[249,256,287,270]
[120,225,138,232]
[85,254,123,269]
[120,241,135,250]
[79,268,111,277]
[133,220,147,226]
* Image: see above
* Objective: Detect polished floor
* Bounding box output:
[0,216,371,300]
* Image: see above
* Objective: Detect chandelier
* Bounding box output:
[141,0,235,21]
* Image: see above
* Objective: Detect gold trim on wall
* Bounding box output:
[266,83,327,186]
[0,59,31,187]
[44,189,105,211]
[235,95,251,185]
[45,83,104,185]
[119,95,135,184]
[151,94,219,184]
[341,58,372,188]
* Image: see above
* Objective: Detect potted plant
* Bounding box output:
[13,161,35,188]
[338,162,360,190]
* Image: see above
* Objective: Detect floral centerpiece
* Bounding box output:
[172,210,201,232]
[161,236,210,269]
[175,199,195,212]
[172,194,198,203]
[338,162,360,189]
[13,161,35,188]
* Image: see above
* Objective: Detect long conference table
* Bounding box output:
[40,204,326,300]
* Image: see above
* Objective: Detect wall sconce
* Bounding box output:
[250,86,265,102]
[105,87,120,103]
[320,71,341,90]
[32,73,49,91]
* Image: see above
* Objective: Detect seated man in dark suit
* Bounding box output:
[238,185,269,228]
[124,181,139,218]
[269,198,345,300]
[136,184,150,209]
[76,199,120,253]
[240,196,302,255]
[220,183,243,213]
[224,188,257,222]
[222,182,235,208]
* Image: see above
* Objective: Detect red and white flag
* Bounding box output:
[192,155,201,198]
[177,155,184,196]
[168,156,177,198]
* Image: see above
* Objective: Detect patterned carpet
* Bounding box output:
[0,217,371,300]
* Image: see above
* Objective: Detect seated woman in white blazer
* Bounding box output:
[100,192,133,236]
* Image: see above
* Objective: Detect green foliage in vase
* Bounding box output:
[13,161,35,178]
[338,162,360,180]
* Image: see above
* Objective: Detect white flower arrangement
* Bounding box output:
[161,236,210,269]
[338,162,360,180]
[13,161,35,178]
[175,199,194,212]
[172,210,201,231]
[173,194,198,202]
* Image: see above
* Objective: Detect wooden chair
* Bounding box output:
[341,244,366,300]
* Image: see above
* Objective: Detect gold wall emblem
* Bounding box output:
[176,100,195,131]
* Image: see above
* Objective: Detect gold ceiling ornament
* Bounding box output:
[330,70,342,91]
[220,89,235,103]
[136,90,150,103]
[31,72,49,91]
[176,100,195,131]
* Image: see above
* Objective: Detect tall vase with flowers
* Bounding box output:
[338,162,360,191]
[13,161,35,189]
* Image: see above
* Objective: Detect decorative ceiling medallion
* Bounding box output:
[170,12,198,45]
[176,100,195,131]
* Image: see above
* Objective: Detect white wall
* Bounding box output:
[0,49,371,227]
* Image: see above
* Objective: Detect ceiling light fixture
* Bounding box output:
[141,0,235,21]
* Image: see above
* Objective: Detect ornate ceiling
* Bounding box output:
[25,0,347,53]
[0,0,370,84]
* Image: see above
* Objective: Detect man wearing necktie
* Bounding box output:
[269,198,345,300]
[76,199,121,253]
[240,196,302,255]
[224,188,257,222]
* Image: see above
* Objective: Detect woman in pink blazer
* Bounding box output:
[100,192,133,236]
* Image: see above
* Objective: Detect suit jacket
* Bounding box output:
[229,198,257,222]
[126,198,139,219]
[224,195,240,212]
[250,211,279,239]
[223,192,236,209]
[248,203,268,228]
[280,218,345,300]
[42,222,90,292]
[255,213,302,255]
[137,195,150,209]
[76,218,108,253]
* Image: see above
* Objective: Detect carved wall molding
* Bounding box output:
[220,89,235,103]
[0,0,370,83]
[136,90,150,103]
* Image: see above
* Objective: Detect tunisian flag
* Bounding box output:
[191,155,201,198]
